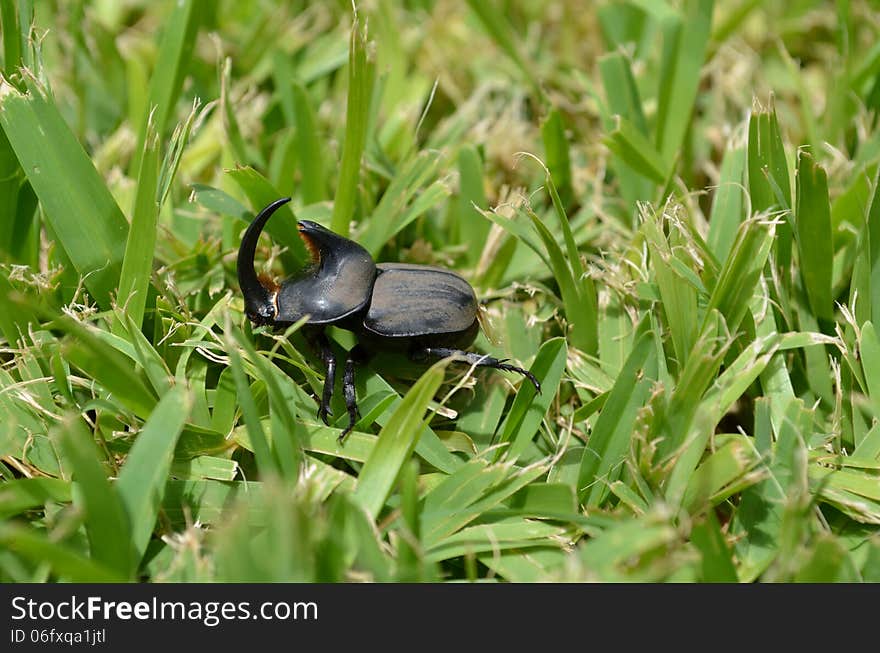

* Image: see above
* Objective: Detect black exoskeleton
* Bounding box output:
[237,197,540,440]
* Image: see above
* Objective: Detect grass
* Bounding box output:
[1,0,880,582]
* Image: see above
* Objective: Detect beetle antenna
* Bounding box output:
[237,197,291,324]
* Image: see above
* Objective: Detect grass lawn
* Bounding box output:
[1,0,880,582]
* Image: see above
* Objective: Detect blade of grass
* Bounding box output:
[0,0,23,82]
[0,522,126,582]
[226,330,277,478]
[220,57,261,167]
[356,149,445,256]
[0,75,128,309]
[643,211,700,370]
[541,108,573,205]
[291,80,326,204]
[234,329,303,481]
[354,358,449,520]
[54,316,157,418]
[682,435,760,513]
[330,14,375,236]
[691,510,738,582]
[396,459,431,581]
[860,322,880,418]
[748,102,793,275]
[655,0,714,170]
[495,337,567,463]
[54,415,135,579]
[794,150,834,320]
[704,215,775,335]
[116,385,191,561]
[707,140,747,262]
[605,114,668,185]
[115,111,159,334]
[130,0,203,172]
[456,145,490,266]
[579,322,654,507]
[0,477,71,519]
[464,0,540,95]
[857,169,880,326]
[527,206,598,355]
[157,98,202,209]
[599,52,649,136]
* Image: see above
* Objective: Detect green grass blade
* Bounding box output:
[794,150,834,320]
[599,52,649,137]
[354,358,449,520]
[291,81,326,204]
[0,273,39,346]
[130,0,203,172]
[0,76,128,309]
[455,145,490,266]
[578,512,678,580]
[396,459,429,580]
[748,103,793,273]
[157,98,201,209]
[55,317,157,418]
[357,149,445,256]
[423,462,548,546]
[464,0,539,94]
[235,329,303,481]
[682,435,760,513]
[426,518,565,563]
[0,477,71,519]
[226,331,277,478]
[114,310,173,397]
[655,0,714,170]
[495,337,567,462]
[55,415,135,578]
[541,108,573,204]
[605,115,668,185]
[116,385,191,562]
[579,324,654,506]
[704,216,775,335]
[859,322,880,419]
[527,208,598,355]
[643,213,700,370]
[220,57,259,167]
[330,15,375,236]
[115,113,159,334]
[707,140,747,262]
[864,169,880,326]
[0,522,126,582]
[691,510,738,582]
[0,0,22,81]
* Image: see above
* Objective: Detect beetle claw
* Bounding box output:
[337,424,355,444]
[317,404,333,425]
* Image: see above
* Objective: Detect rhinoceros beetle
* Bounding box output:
[237,197,540,440]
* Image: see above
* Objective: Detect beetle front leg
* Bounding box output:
[416,347,541,394]
[310,331,336,425]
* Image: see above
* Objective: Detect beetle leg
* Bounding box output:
[312,332,336,425]
[339,347,364,442]
[418,347,542,394]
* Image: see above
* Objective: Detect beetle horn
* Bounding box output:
[237,196,291,324]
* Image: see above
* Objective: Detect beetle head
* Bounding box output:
[237,197,291,326]
[237,198,377,328]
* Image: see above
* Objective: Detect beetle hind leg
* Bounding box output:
[417,347,541,394]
